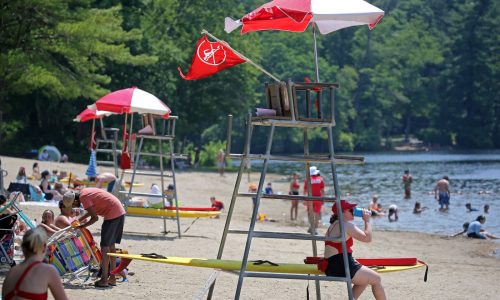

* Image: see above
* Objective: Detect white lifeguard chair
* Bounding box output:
[206,80,364,300]
[119,114,185,238]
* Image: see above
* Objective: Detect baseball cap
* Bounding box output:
[332,200,357,213]
[62,191,76,208]
[309,166,319,176]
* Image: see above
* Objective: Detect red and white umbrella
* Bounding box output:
[90,87,171,118]
[225,0,384,34]
[225,0,384,81]
[73,107,115,122]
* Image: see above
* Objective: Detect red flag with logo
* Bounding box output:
[178,35,246,80]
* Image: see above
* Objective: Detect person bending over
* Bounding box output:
[325,200,386,300]
[388,204,398,222]
[2,227,68,300]
[65,188,126,288]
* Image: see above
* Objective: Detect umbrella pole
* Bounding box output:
[129,114,134,159]
[313,25,320,82]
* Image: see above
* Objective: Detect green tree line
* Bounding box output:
[1,0,498,163]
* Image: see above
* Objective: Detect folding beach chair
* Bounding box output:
[0,213,18,266]
[48,226,102,283]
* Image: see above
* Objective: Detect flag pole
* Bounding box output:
[201,29,280,82]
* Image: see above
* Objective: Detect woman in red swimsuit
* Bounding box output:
[2,227,68,300]
[324,200,386,300]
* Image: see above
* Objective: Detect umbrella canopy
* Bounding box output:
[91,87,171,117]
[225,0,384,34]
[73,108,115,122]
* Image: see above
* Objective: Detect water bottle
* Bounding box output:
[353,207,364,217]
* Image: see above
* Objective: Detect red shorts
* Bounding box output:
[306,201,323,214]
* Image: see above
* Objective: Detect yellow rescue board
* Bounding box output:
[126,207,220,218]
[59,178,144,188]
[109,253,425,274]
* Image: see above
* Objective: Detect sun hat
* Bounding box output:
[309,166,319,176]
[62,191,76,208]
[332,200,357,213]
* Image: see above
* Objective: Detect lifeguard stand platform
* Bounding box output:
[207,80,364,300]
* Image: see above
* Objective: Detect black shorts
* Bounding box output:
[325,253,362,279]
[101,215,125,247]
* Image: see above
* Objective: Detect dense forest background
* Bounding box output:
[1,0,499,163]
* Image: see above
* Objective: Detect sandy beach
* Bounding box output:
[1,156,499,299]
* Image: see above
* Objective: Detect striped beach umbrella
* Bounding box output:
[85,150,97,178]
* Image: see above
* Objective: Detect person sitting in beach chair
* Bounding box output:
[31,163,41,181]
[29,184,46,202]
[37,210,60,237]
[55,200,79,229]
[40,170,63,201]
[15,167,28,184]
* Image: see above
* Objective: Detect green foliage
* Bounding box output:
[336,132,354,152]
[0,0,499,161]
[199,140,226,167]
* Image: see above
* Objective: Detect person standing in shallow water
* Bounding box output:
[401,169,413,199]
[434,176,450,211]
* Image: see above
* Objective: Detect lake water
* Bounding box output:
[244,151,500,237]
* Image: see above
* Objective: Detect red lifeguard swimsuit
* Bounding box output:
[325,223,354,253]
[5,261,48,300]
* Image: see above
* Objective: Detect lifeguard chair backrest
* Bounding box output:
[141,113,157,136]
[290,82,338,122]
[99,119,108,140]
[265,82,292,117]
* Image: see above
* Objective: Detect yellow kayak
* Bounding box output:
[126,206,220,218]
[108,253,426,274]
[59,178,144,188]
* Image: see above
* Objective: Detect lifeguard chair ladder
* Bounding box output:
[95,119,120,177]
[119,115,184,238]
[207,81,364,300]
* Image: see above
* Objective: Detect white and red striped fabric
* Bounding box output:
[225,0,384,35]
[73,107,115,122]
[91,87,171,118]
